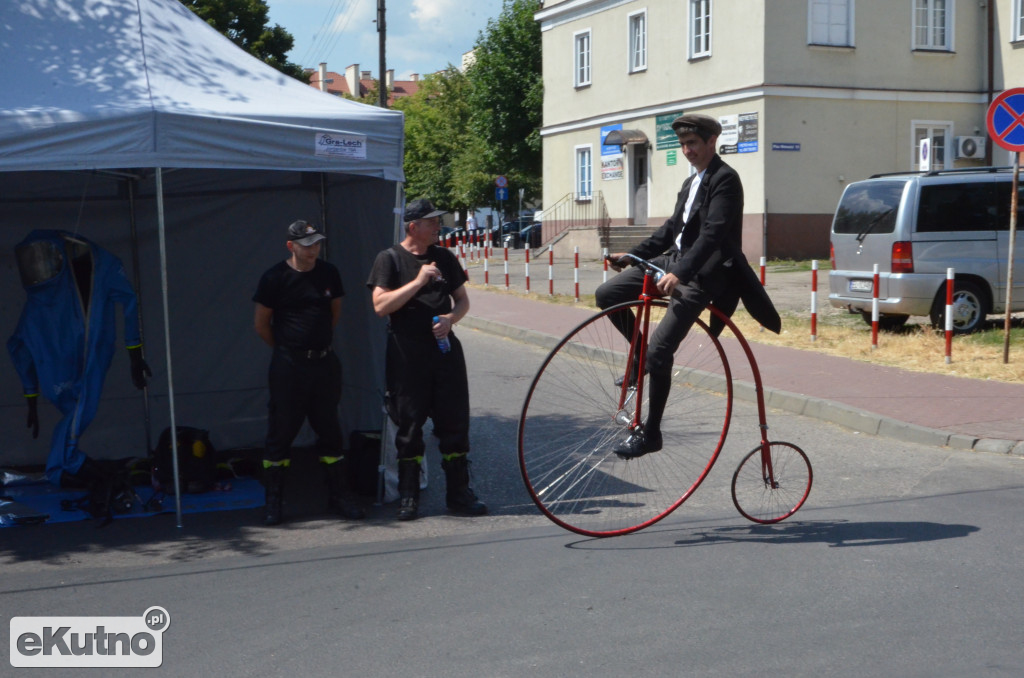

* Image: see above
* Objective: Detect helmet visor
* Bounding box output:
[15,240,64,287]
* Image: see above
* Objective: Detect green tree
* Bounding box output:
[395,67,474,219]
[183,0,309,82]
[463,0,543,210]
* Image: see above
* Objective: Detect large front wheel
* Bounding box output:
[518,300,733,537]
[731,441,812,524]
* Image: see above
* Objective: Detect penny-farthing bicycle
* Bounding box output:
[517,255,812,537]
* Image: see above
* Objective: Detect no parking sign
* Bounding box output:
[987,88,1024,152]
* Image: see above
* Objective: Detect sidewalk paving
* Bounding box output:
[460,284,1024,455]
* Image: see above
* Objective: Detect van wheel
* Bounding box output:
[859,312,909,331]
[929,280,987,334]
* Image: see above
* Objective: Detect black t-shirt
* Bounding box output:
[365,244,466,337]
[252,259,343,350]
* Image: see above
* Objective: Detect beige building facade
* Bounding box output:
[536,0,1024,260]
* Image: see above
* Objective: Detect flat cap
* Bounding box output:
[671,113,722,137]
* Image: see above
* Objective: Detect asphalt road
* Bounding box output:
[2,329,1023,677]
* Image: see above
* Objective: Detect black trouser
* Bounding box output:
[386,331,470,461]
[594,252,712,374]
[264,347,343,463]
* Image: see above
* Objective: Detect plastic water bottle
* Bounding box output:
[432,316,451,354]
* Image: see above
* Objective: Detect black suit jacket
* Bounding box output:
[628,154,781,334]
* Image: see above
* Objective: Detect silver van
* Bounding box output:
[829,167,1024,333]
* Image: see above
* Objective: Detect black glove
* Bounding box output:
[26,395,39,439]
[128,346,152,390]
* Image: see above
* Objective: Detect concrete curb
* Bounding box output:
[460,315,1023,456]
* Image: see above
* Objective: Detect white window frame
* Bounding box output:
[912,121,953,171]
[574,29,592,88]
[628,10,647,73]
[912,0,953,51]
[1014,0,1024,41]
[575,144,593,200]
[689,0,712,59]
[808,0,854,47]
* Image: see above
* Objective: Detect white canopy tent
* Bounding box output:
[0,0,405,524]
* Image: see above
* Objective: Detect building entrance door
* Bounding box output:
[631,145,648,225]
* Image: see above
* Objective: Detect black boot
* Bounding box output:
[442,454,487,516]
[263,464,286,526]
[397,458,420,521]
[322,458,366,520]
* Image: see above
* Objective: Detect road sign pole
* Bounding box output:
[987,88,1024,363]
[1005,153,1019,364]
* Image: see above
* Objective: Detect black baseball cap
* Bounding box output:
[287,220,326,246]
[403,198,447,222]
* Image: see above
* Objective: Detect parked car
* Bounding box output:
[500,216,539,249]
[829,167,1024,333]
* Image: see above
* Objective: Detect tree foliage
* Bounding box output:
[464,0,543,208]
[183,0,308,82]
[397,0,542,215]
[394,68,473,218]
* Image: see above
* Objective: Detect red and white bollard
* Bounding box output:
[503,244,509,290]
[602,247,609,283]
[810,260,818,342]
[483,251,489,286]
[548,245,554,296]
[871,263,880,350]
[574,246,580,302]
[759,256,766,332]
[525,243,531,293]
[945,267,955,363]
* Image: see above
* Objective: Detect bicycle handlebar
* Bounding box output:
[607,253,666,281]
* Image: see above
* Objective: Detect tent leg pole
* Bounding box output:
[156,168,183,528]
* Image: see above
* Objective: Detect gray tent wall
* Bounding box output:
[0,168,398,467]
[0,0,406,480]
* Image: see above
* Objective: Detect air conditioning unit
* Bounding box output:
[955,136,986,160]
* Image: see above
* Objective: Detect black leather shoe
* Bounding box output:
[613,430,663,459]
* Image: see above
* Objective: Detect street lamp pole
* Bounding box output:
[377,0,387,109]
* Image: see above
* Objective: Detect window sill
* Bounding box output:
[575,196,593,204]
[628,66,648,75]
[911,48,955,55]
[574,83,592,90]
[688,54,711,63]
[807,43,854,52]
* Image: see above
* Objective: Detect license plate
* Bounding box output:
[849,279,873,293]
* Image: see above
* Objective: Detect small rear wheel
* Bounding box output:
[731,441,812,524]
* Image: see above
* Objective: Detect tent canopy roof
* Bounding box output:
[0,0,404,180]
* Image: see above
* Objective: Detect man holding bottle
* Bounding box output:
[366,198,487,521]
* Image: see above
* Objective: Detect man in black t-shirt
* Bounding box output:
[252,220,364,526]
[366,199,487,521]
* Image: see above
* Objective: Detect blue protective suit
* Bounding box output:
[7,230,142,485]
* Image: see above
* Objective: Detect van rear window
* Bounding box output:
[833,182,904,235]
[918,182,1001,232]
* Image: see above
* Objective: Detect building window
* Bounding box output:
[809,0,854,46]
[913,122,952,171]
[576,145,593,199]
[629,10,647,73]
[913,0,952,51]
[574,30,592,87]
[1014,0,1024,41]
[690,0,711,59]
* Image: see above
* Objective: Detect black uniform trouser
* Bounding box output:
[594,252,713,374]
[264,348,343,464]
[386,331,470,461]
